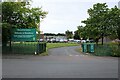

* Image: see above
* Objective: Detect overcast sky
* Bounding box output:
[31,0,119,34]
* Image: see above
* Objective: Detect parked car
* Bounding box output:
[89,40,94,43]
[63,39,68,43]
[55,38,60,43]
[74,40,81,43]
[81,40,86,43]
[59,39,64,43]
[68,39,74,42]
[38,39,44,42]
[50,38,56,43]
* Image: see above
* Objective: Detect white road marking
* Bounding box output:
[69,55,72,56]
[69,55,80,56]
[81,55,84,56]
[75,55,79,56]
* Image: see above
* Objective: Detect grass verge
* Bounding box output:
[47,43,79,49]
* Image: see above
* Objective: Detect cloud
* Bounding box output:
[32,0,118,33]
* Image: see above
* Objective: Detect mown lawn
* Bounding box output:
[46,43,80,49]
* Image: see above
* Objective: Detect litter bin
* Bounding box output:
[82,43,87,53]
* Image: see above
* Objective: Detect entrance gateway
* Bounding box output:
[11,28,46,54]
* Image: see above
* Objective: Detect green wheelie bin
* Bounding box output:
[82,43,87,53]
[87,43,94,53]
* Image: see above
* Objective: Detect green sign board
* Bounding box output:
[12,28,36,41]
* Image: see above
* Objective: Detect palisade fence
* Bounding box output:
[81,43,120,57]
[94,44,120,57]
[2,42,46,55]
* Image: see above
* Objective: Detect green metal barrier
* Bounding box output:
[37,42,46,54]
[3,42,46,55]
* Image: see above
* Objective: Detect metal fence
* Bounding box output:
[2,42,46,55]
[94,44,120,56]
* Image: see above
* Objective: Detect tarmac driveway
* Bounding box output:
[2,46,118,78]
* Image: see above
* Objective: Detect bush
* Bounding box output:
[109,44,120,57]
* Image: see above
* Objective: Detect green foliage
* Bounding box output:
[109,43,120,57]
[44,33,65,36]
[2,23,12,45]
[81,3,110,44]
[2,2,48,45]
[44,33,56,36]
[65,30,73,39]
[80,3,120,45]
[56,33,66,36]
[108,6,120,40]
[77,25,88,39]
[2,2,48,28]
[78,3,120,56]
[74,30,80,39]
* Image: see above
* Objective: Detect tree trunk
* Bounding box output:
[9,39,12,51]
[102,36,104,45]
[118,37,120,47]
[95,38,99,46]
[117,26,120,47]
[101,33,104,45]
[9,28,12,51]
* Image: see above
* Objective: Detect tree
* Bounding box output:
[2,2,48,28]
[109,7,120,37]
[56,33,65,36]
[65,30,73,39]
[77,25,88,40]
[2,1,48,46]
[82,3,111,45]
[108,6,120,46]
[73,30,80,40]
[81,19,102,44]
[44,33,56,36]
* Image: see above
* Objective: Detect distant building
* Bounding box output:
[40,31,44,39]
[118,1,120,9]
[99,37,112,43]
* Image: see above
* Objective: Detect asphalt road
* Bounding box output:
[2,46,118,78]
